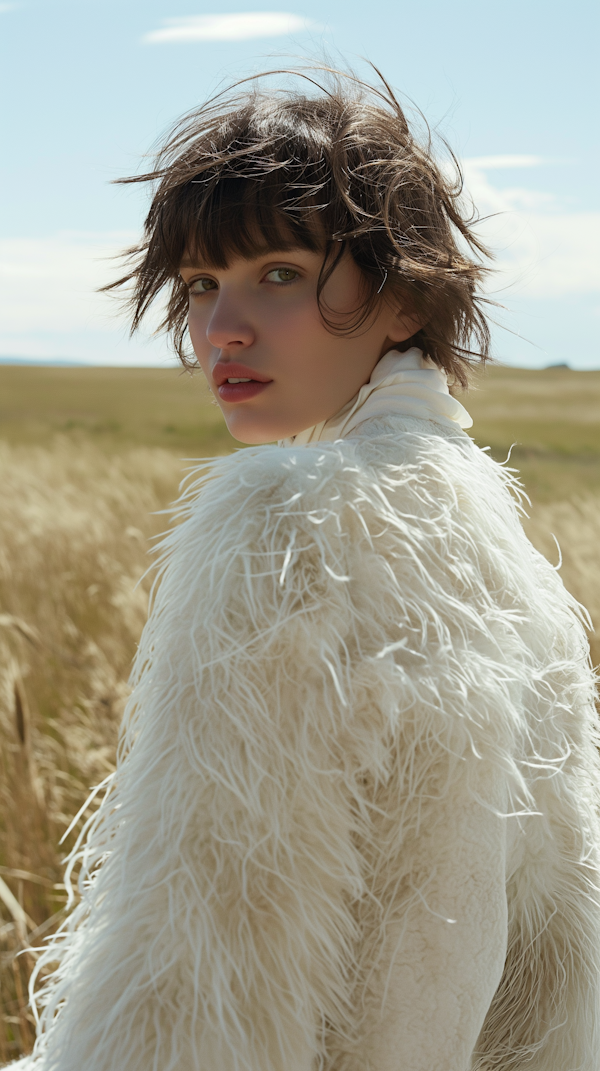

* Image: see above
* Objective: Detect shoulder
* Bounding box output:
[350,412,537,560]
[149,422,541,664]
[153,417,585,664]
[160,419,528,587]
[176,414,514,528]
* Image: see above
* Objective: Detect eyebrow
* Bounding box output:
[179,256,206,270]
[178,247,311,271]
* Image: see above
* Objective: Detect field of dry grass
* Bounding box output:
[0,362,599,1061]
[0,440,183,1060]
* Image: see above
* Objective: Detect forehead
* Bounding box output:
[168,174,325,273]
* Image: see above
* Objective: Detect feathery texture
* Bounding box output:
[13,415,600,1071]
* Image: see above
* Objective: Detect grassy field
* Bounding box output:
[0,361,599,1060]
[2,361,600,500]
[467,364,600,501]
[0,363,237,455]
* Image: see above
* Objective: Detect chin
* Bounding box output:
[226,421,278,446]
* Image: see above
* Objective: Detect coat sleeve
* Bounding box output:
[27,438,524,1071]
[356,763,509,1071]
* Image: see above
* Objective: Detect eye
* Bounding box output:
[189,277,217,294]
[265,268,299,284]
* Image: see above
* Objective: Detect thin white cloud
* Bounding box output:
[466,155,545,171]
[0,3,17,11]
[0,232,171,364]
[143,12,317,44]
[462,158,600,299]
[0,232,135,333]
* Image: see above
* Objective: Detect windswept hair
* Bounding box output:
[107,66,494,387]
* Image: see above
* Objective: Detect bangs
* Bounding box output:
[166,174,326,272]
[108,67,494,382]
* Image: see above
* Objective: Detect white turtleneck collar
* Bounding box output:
[278,347,473,448]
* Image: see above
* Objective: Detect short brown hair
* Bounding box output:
[109,67,493,387]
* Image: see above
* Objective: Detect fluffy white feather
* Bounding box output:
[13,415,600,1071]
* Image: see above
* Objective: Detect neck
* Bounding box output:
[279,348,472,448]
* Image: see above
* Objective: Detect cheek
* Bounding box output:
[187,303,206,349]
[187,304,217,378]
[186,305,215,385]
[266,292,329,345]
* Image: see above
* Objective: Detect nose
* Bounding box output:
[205,289,255,351]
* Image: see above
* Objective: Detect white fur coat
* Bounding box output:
[14,414,600,1071]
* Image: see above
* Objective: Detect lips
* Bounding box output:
[218,380,270,403]
[212,362,272,404]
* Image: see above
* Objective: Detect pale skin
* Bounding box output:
[180,246,421,444]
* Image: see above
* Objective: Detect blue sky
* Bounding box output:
[0,0,598,367]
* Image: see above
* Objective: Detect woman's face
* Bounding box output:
[180,246,419,444]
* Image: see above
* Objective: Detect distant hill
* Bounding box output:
[0,356,88,366]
